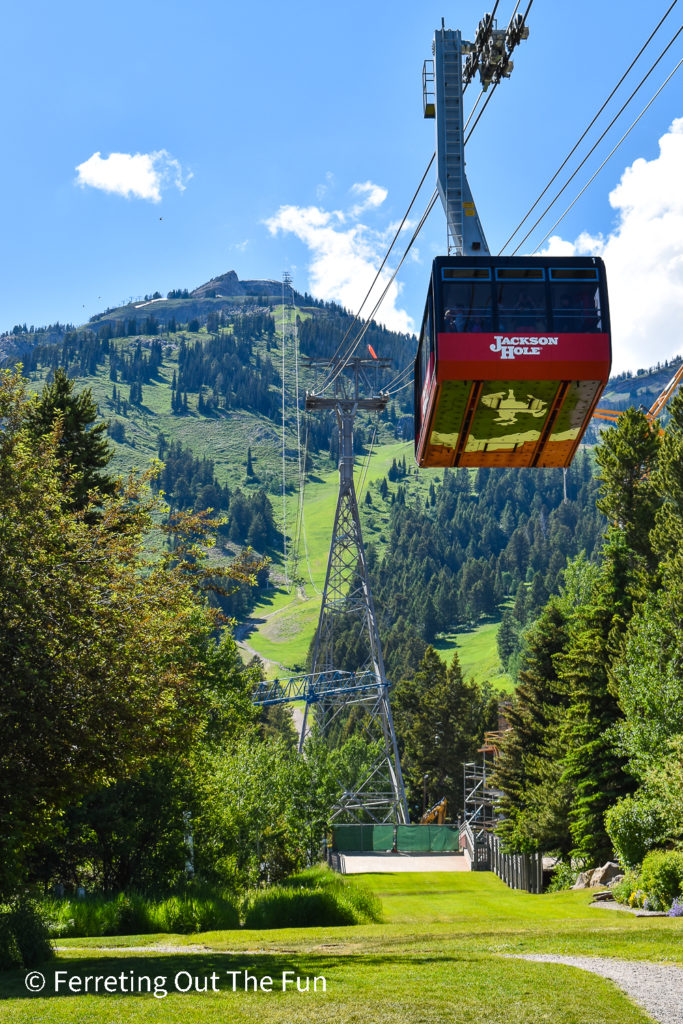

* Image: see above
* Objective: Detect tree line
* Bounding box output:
[323,456,603,684]
[0,368,372,907]
[493,403,683,868]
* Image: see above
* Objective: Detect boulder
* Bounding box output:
[572,868,597,889]
[591,862,623,887]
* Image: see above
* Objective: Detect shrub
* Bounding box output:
[0,901,53,970]
[0,915,23,971]
[545,861,578,893]
[149,897,194,934]
[604,795,666,868]
[668,897,683,917]
[42,891,239,938]
[112,894,154,935]
[281,865,381,921]
[243,887,356,929]
[611,869,640,906]
[639,849,683,910]
[194,896,240,932]
[243,869,381,929]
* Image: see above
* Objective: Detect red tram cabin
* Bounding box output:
[414,256,611,468]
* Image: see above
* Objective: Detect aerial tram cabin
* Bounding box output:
[414,255,611,468]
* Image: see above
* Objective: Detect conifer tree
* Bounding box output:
[493,599,572,854]
[393,647,496,820]
[25,368,115,514]
[496,612,518,671]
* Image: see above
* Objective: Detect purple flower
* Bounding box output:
[667,897,683,918]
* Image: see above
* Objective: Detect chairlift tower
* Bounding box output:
[302,356,409,824]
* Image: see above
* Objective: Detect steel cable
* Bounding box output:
[509,22,683,255]
[499,0,680,254]
[531,55,683,252]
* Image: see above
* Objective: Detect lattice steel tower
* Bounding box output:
[302,357,409,824]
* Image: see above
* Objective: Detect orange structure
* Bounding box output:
[593,362,683,432]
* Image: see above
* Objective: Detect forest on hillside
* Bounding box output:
[14,311,614,666]
[13,302,416,458]
[326,453,605,683]
[490,400,683,875]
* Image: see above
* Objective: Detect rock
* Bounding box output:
[572,869,597,889]
[609,874,625,888]
[591,862,623,887]
[591,890,615,902]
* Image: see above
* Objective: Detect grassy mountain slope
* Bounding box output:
[12,271,679,685]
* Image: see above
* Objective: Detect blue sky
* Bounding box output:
[2,0,682,372]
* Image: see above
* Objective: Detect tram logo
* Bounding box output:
[480,389,548,425]
[490,335,559,360]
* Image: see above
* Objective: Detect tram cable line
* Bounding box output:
[386,374,415,396]
[292,415,321,596]
[356,414,380,506]
[530,54,683,253]
[280,275,290,589]
[292,276,304,534]
[316,155,436,395]
[499,0,680,255]
[508,21,683,255]
[464,83,499,145]
[320,189,439,394]
[384,363,413,393]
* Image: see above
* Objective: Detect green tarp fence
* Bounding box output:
[331,824,459,853]
[396,825,459,852]
[332,825,395,852]
[426,825,460,851]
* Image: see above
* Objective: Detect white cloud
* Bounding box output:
[349,180,388,217]
[265,181,414,334]
[539,118,683,374]
[75,150,191,202]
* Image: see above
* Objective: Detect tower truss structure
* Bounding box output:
[301,357,408,823]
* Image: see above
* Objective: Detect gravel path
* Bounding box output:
[515,954,683,1024]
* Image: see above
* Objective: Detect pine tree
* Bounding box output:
[559,578,634,864]
[496,612,518,670]
[25,369,115,515]
[493,599,572,854]
[393,647,495,820]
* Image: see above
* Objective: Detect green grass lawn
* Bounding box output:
[3,872,680,1022]
[434,620,514,692]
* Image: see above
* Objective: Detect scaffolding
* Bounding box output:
[463,702,512,835]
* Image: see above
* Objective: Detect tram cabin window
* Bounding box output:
[495,267,546,332]
[441,267,492,332]
[420,298,434,393]
[550,268,602,332]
